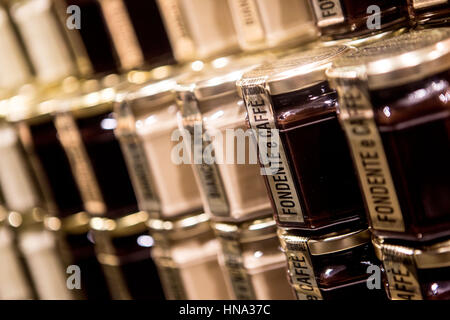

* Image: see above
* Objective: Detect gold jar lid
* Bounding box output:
[147,213,211,241]
[212,216,277,243]
[327,28,450,90]
[45,211,90,234]
[5,79,81,124]
[116,64,180,107]
[278,228,371,256]
[317,28,407,49]
[372,236,450,269]
[90,211,150,238]
[7,207,46,230]
[117,77,178,112]
[176,53,270,103]
[67,78,119,119]
[237,45,350,96]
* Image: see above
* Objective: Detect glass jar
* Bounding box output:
[0,5,31,90]
[410,0,450,27]
[115,76,203,220]
[56,83,139,219]
[0,216,34,300]
[373,236,450,300]
[176,56,274,223]
[309,0,410,40]
[228,0,318,51]
[6,90,111,300]
[279,228,386,300]
[0,110,44,216]
[156,0,239,62]
[10,212,75,300]
[90,212,165,299]
[148,214,231,300]
[327,28,450,242]
[96,0,175,70]
[12,100,86,219]
[214,217,295,300]
[54,212,111,300]
[237,46,366,231]
[9,0,79,84]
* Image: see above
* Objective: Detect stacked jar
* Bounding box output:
[226,0,318,52]
[237,46,387,300]
[38,78,168,300]
[175,55,296,300]
[0,3,32,91]
[409,0,450,28]
[156,0,239,62]
[326,28,450,300]
[308,0,411,46]
[0,89,84,300]
[114,66,230,300]
[5,85,112,300]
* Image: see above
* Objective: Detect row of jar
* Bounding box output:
[0,28,449,300]
[2,0,450,92]
[4,205,447,301]
[2,27,449,245]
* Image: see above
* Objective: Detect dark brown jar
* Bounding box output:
[279,228,387,300]
[55,212,111,299]
[63,0,174,75]
[12,105,85,219]
[6,91,111,299]
[62,0,121,75]
[237,46,366,231]
[91,212,165,299]
[373,236,450,300]
[57,84,139,219]
[410,0,450,27]
[309,0,410,40]
[327,28,450,242]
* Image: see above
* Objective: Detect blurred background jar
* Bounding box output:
[57,79,138,220]
[0,201,35,300]
[156,0,239,62]
[214,217,295,300]
[409,0,450,27]
[61,0,175,76]
[149,214,231,300]
[115,70,203,221]
[0,4,32,91]
[91,212,165,299]
[309,0,411,41]
[8,0,81,85]
[0,93,72,300]
[228,0,318,51]
[6,87,111,299]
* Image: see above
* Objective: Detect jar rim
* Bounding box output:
[278,228,371,256]
[147,213,211,241]
[327,28,450,90]
[372,236,450,269]
[237,45,349,96]
[212,216,277,242]
[176,54,268,102]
